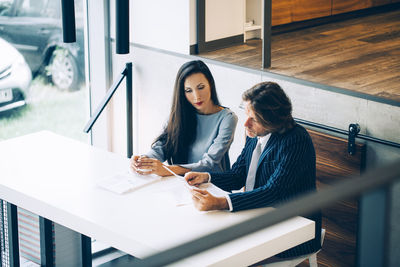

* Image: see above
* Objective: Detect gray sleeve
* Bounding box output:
[180,112,238,171]
[145,140,166,162]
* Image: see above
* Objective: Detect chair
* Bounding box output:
[263,228,326,267]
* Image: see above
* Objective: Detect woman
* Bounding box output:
[131,60,237,177]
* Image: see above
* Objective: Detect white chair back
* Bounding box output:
[263,228,326,267]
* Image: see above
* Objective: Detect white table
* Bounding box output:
[0,131,315,266]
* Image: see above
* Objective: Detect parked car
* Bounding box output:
[0,37,31,113]
[0,0,84,91]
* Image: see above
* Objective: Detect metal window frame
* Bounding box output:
[196,0,272,69]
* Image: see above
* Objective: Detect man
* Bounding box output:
[185,81,321,259]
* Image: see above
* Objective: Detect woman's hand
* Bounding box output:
[190,188,228,211]
[130,155,170,176]
[184,172,209,187]
[130,155,142,173]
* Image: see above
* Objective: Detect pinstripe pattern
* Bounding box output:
[210,124,322,258]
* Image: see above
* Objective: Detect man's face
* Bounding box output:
[243,101,269,138]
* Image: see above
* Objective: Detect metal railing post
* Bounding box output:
[81,235,92,267]
[262,0,272,68]
[125,62,133,158]
[357,186,391,267]
[40,217,54,267]
[7,203,19,267]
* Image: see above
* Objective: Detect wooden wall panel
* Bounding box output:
[272,0,292,26]
[307,129,366,267]
[332,0,370,15]
[271,0,394,26]
[370,0,392,6]
[292,0,331,21]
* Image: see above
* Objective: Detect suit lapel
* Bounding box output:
[251,135,275,189]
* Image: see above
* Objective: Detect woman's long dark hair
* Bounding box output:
[153,60,220,164]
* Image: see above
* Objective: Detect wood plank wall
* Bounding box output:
[306,129,366,267]
[272,0,396,25]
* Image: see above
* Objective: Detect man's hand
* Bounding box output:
[184,172,209,187]
[191,188,229,211]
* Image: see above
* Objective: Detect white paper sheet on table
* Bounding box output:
[170,180,229,207]
[97,170,229,207]
[97,171,161,194]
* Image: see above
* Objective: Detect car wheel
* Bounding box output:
[48,48,80,91]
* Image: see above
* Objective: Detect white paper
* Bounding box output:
[169,181,229,207]
[201,183,229,197]
[97,171,161,194]
[169,184,193,206]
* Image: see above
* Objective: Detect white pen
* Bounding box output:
[162,165,196,189]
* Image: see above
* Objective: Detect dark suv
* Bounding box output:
[0,0,84,90]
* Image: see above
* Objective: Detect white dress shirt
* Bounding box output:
[224,133,271,211]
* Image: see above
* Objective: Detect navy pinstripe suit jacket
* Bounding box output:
[210,124,322,258]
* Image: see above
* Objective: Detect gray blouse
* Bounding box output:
[145,108,238,172]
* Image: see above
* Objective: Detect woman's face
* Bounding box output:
[184,73,214,114]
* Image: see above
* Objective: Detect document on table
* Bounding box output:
[97,171,161,194]
[160,165,229,206]
[170,180,229,206]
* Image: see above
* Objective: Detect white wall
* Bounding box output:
[93,0,398,171]
[110,0,191,54]
[205,0,244,42]
[109,45,260,160]
[190,0,197,46]
[246,0,262,26]
[108,44,400,166]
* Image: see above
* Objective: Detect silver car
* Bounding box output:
[0,37,31,113]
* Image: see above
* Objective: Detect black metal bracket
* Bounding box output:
[61,0,76,43]
[40,217,54,267]
[7,203,20,267]
[348,123,360,155]
[81,234,92,267]
[262,0,272,68]
[84,62,133,158]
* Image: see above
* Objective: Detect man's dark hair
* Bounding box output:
[242,81,294,132]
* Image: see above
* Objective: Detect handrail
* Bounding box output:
[134,159,400,267]
[294,118,400,149]
[84,62,133,158]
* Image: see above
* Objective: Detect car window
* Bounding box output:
[16,0,47,17]
[0,0,13,16]
[43,0,59,18]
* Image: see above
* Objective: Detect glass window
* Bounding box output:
[196,1,400,104]
[43,0,59,18]
[0,0,88,265]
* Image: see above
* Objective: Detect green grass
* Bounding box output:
[0,76,89,142]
